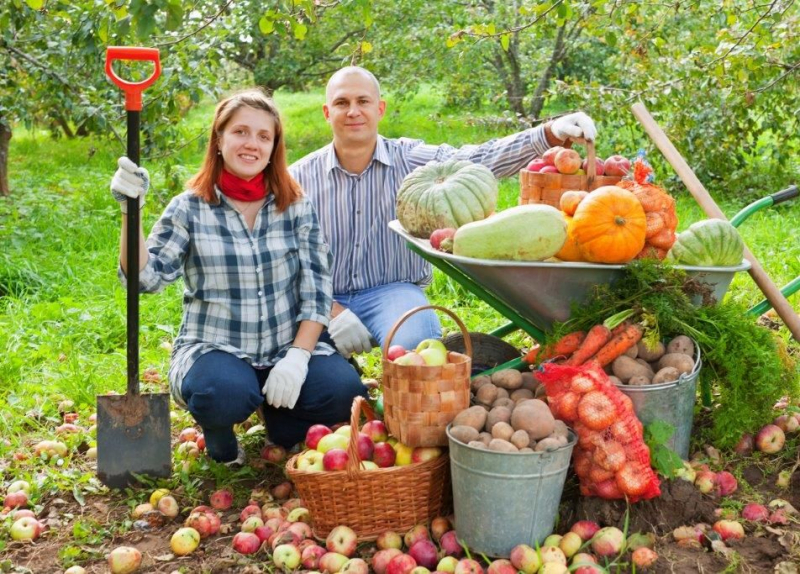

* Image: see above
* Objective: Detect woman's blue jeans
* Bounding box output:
[180,344,367,462]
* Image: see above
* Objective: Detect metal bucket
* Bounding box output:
[615,342,702,460]
[446,426,576,558]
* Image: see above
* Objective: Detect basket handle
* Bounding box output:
[585,140,597,188]
[344,396,376,480]
[382,305,472,360]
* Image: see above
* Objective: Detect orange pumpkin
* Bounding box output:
[559,191,589,217]
[571,186,646,264]
[555,215,583,261]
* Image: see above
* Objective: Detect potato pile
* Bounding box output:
[609,335,696,386]
[449,369,571,453]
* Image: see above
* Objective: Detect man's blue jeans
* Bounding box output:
[180,344,367,462]
[335,282,442,351]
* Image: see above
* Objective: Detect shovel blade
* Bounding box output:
[96,393,172,489]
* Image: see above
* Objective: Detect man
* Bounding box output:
[289,66,597,357]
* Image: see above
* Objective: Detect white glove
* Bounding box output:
[550,112,597,143]
[111,156,149,214]
[328,309,373,357]
[263,347,311,409]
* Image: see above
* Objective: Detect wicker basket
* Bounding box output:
[286,396,451,540]
[382,306,472,447]
[519,140,623,208]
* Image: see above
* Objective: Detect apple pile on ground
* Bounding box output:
[526,147,631,177]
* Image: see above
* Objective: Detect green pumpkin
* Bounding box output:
[396,160,498,238]
[666,219,744,267]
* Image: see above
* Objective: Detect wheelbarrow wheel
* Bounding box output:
[441,332,521,376]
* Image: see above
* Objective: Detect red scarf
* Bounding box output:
[218,169,267,202]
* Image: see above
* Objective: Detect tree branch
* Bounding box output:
[155,0,236,48]
[755,60,800,93]
[703,0,780,68]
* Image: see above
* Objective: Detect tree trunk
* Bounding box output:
[529,25,567,119]
[0,120,11,197]
[492,34,526,117]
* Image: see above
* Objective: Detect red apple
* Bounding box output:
[232,531,261,554]
[591,526,625,557]
[320,552,351,574]
[742,503,769,522]
[327,525,358,557]
[430,516,451,541]
[453,559,483,574]
[569,520,600,541]
[694,470,717,494]
[756,424,785,453]
[4,491,28,509]
[323,448,349,471]
[542,147,564,166]
[185,511,215,538]
[554,149,582,175]
[56,423,81,434]
[539,165,559,174]
[411,446,442,464]
[631,547,658,569]
[409,540,439,569]
[430,228,457,251]
[373,549,404,574]
[487,559,516,574]
[287,520,312,540]
[712,519,745,541]
[305,424,333,450]
[254,525,275,543]
[178,427,199,443]
[240,504,262,523]
[394,352,426,366]
[774,414,799,433]
[210,488,233,510]
[404,524,430,548]
[63,413,79,424]
[196,434,206,451]
[356,433,375,461]
[362,419,389,443]
[526,158,547,172]
[302,544,327,569]
[271,481,293,500]
[439,530,464,558]
[342,558,371,574]
[386,345,408,362]
[373,442,397,468]
[603,155,630,176]
[261,444,287,463]
[388,554,418,574]
[581,157,605,176]
[716,471,738,496]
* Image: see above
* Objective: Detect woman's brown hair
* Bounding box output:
[187,89,301,211]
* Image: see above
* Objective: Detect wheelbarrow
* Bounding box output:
[388,183,799,380]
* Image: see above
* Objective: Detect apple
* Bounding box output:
[317,432,350,454]
[543,534,562,548]
[240,504,263,522]
[323,448,349,471]
[373,442,397,468]
[526,158,547,172]
[157,495,179,519]
[320,552,351,574]
[410,446,442,464]
[271,481,294,500]
[377,530,403,550]
[254,525,275,543]
[486,559,516,574]
[716,471,738,496]
[305,424,333,450]
[439,530,464,557]
[626,532,656,551]
[603,155,630,176]
[387,345,408,362]
[388,554,418,574]
[335,424,353,437]
[453,559,483,574]
[373,549,404,574]
[327,524,358,557]
[542,147,564,166]
[694,470,717,494]
[361,420,388,443]
[196,434,206,451]
[409,539,439,569]
[631,547,658,569]
[10,516,41,541]
[7,480,31,496]
[261,444,287,463]
[272,530,300,550]
[403,524,430,548]
[712,519,745,541]
[437,556,459,573]
[430,516,451,541]
[131,503,153,519]
[361,460,379,470]
[539,546,566,566]
[287,521,312,540]
[233,531,262,554]
[107,546,142,574]
[185,511,215,538]
[756,424,785,453]
[356,433,375,461]
[430,229,457,251]
[569,520,600,541]
[395,443,414,466]
[539,165,559,174]
[273,543,302,570]
[241,515,265,533]
[149,488,170,507]
[554,149,582,175]
[56,423,81,434]
[33,439,68,459]
[11,509,35,520]
[210,488,233,510]
[64,567,87,574]
[774,414,799,433]
[410,568,431,574]
[558,531,582,558]
[581,157,605,176]
[171,526,201,555]
[394,351,426,366]
[674,461,697,483]
[4,490,29,509]
[342,557,370,574]
[287,506,311,523]
[571,553,597,566]
[590,526,625,557]
[415,339,448,366]
[297,449,325,471]
[178,427,198,443]
[302,544,327,569]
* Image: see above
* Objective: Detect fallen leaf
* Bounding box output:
[774,561,799,574]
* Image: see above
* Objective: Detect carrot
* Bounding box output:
[564,324,612,366]
[523,331,586,364]
[591,323,644,367]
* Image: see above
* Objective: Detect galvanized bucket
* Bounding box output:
[446,427,576,558]
[615,341,702,460]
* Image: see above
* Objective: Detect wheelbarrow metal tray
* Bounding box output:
[389,220,751,330]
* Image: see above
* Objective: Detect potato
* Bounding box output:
[478,432,493,446]
[534,438,562,452]
[652,366,680,385]
[495,387,510,400]
[519,447,534,453]
[552,433,569,446]
[510,399,555,440]
[491,369,523,390]
[520,372,540,393]
[452,406,488,432]
[636,341,665,362]
[628,375,651,386]
[470,375,492,394]
[510,429,530,449]
[488,439,519,453]
[657,353,695,376]
[612,355,654,383]
[491,422,514,441]
[534,386,547,399]
[468,440,487,450]
[623,344,638,359]
[608,376,623,386]
[449,425,480,444]
[510,388,534,402]
[485,406,512,431]
[635,358,655,374]
[552,420,570,439]
[491,398,516,410]
[667,335,694,357]
[475,383,498,406]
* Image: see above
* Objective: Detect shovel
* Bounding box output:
[97,47,171,489]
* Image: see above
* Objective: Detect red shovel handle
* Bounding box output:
[105,47,161,111]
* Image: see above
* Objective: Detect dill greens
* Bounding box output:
[550,260,799,448]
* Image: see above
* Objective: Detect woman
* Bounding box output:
[110,89,367,464]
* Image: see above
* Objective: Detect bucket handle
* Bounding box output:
[382,305,472,360]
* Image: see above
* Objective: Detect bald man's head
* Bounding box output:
[325,67,381,102]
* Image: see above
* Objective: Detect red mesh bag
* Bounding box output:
[536,362,661,502]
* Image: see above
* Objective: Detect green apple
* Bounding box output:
[316,433,349,454]
[415,339,448,366]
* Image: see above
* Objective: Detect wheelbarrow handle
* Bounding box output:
[105,47,161,112]
[770,184,798,206]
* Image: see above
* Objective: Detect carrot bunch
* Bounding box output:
[524,311,643,368]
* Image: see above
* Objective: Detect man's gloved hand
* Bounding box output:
[550,112,597,143]
[111,156,149,214]
[262,347,310,409]
[328,309,373,357]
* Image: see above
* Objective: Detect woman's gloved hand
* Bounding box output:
[110,157,149,213]
[262,347,311,409]
[328,309,373,357]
